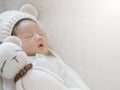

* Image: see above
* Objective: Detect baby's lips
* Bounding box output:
[38,44,44,47]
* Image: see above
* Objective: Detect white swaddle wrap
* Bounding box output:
[0,36,90,90]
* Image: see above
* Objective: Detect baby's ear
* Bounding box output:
[19,4,38,19]
[3,36,22,47]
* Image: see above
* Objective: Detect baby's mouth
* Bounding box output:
[38,44,44,48]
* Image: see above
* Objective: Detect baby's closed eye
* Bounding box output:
[24,33,34,38]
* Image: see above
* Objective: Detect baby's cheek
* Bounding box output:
[44,39,49,46]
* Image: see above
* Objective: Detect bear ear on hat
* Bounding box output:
[19,4,38,19]
[3,36,22,47]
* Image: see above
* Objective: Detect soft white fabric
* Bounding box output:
[20,4,38,19]
[0,49,90,90]
[16,66,68,90]
[28,49,90,90]
[0,76,3,90]
[2,78,15,90]
[0,42,29,79]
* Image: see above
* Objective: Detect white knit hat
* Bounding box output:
[0,10,38,42]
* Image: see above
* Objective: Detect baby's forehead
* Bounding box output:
[14,19,43,33]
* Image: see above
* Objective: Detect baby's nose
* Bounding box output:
[35,34,42,40]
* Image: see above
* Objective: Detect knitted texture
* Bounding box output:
[16,67,68,90]
[0,10,38,42]
[0,42,29,79]
[20,4,38,19]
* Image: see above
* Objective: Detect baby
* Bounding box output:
[0,6,90,90]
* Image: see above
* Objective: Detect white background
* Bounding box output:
[1,0,120,90]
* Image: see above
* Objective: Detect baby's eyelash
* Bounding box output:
[0,60,6,73]
[23,33,34,38]
[39,33,44,36]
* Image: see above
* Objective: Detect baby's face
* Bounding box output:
[14,20,48,56]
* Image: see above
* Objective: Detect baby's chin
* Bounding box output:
[37,49,49,55]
